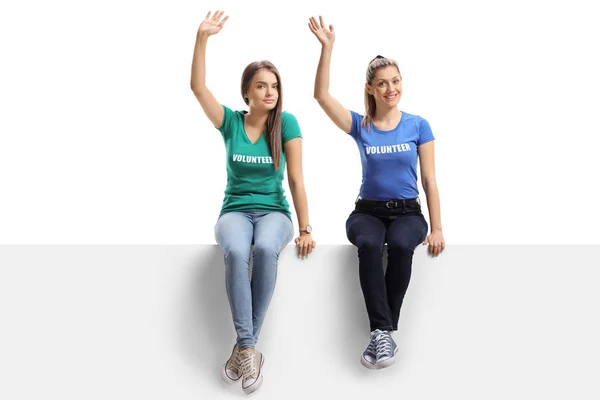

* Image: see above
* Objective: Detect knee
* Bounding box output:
[355,237,383,255]
[223,245,250,264]
[253,241,281,259]
[388,239,415,254]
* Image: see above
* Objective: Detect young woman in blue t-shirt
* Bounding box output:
[308,15,445,370]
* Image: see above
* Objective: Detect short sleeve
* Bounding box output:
[217,105,235,139]
[349,111,364,140]
[417,117,435,146]
[281,112,302,143]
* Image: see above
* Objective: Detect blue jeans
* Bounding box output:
[215,211,293,349]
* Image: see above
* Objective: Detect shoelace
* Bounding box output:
[240,351,257,379]
[228,347,241,371]
[366,329,385,355]
[374,331,393,359]
[366,338,377,356]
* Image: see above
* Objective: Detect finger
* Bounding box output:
[302,242,308,258]
[441,242,446,252]
[205,11,211,20]
[329,24,334,33]
[212,10,220,20]
[219,15,229,27]
[319,16,325,28]
[310,17,318,31]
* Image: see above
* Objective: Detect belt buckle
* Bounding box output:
[385,200,398,209]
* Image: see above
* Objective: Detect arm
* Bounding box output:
[190,11,228,128]
[418,141,445,256]
[308,16,352,134]
[284,137,316,258]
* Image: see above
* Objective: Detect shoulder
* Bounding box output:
[221,105,246,121]
[401,111,423,122]
[281,111,302,142]
[350,110,364,119]
[401,111,430,129]
[281,111,299,124]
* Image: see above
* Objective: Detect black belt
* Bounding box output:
[356,198,420,209]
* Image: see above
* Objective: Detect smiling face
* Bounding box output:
[245,69,279,112]
[366,65,402,109]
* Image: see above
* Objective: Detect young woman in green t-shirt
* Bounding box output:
[190,10,316,395]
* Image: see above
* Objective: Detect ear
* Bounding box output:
[365,82,374,95]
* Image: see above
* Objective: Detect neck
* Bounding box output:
[245,109,270,128]
[374,106,401,122]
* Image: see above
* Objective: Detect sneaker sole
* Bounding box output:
[375,348,399,369]
[242,354,265,395]
[360,355,378,370]
[221,365,241,384]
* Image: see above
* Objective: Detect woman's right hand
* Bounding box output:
[308,16,335,47]
[198,10,229,36]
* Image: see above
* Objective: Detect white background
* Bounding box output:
[1,0,599,244]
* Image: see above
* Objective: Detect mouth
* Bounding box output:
[384,93,398,101]
[264,99,275,104]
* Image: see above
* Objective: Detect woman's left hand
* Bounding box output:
[423,229,445,257]
[295,233,316,259]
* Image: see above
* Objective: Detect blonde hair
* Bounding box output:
[362,56,401,129]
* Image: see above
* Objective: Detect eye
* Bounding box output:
[393,79,399,84]
[378,82,385,87]
[257,84,264,89]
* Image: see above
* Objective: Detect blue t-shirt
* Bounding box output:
[349,111,435,200]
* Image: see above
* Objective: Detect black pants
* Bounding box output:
[346,198,428,332]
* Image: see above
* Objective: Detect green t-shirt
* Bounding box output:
[217,105,302,216]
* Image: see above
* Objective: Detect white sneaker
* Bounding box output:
[221,344,241,384]
[239,349,264,395]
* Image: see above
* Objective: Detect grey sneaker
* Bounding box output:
[221,344,241,384]
[374,330,398,369]
[361,330,380,369]
[239,349,264,395]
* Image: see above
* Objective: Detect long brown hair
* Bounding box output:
[362,55,401,129]
[240,61,283,169]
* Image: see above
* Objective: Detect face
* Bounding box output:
[245,69,279,112]
[366,65,402,108]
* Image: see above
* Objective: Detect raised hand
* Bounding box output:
[308,16,335,47]
[198,10,229,36]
